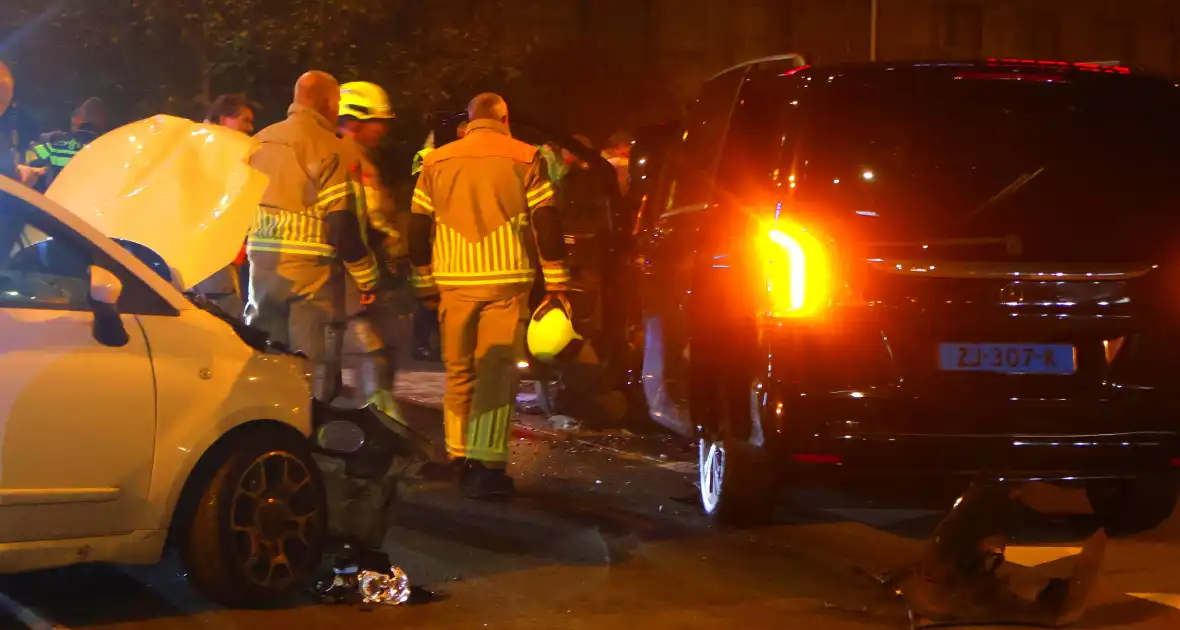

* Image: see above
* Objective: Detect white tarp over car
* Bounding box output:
[45,114,267,290]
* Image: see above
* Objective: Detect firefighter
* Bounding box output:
[336,81,404,415]
[24,97,107,192]
[245,70,380,403]
[409,93,570,499]
[197,93,257,318]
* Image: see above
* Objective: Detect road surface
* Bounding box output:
[2,369,1180,629]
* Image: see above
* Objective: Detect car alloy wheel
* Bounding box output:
[697,434,777,527]
[229,451,320,590]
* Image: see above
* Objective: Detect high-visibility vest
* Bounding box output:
[411,147,433,176]
[25,129,99,189]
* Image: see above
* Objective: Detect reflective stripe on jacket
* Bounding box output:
[25,128,99,188]
[410,119,569,295]
[247,104,379,290]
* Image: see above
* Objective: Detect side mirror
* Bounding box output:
[89,266,123,305]
[89,265,129,347]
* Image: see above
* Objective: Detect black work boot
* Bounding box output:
[460,461,515,500]
[417,457,468,483]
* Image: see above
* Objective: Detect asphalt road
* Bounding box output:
[3,392,1180,629]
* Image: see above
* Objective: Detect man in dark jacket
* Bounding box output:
[196,93,257,318]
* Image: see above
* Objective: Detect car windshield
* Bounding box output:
[789,70,1180,256]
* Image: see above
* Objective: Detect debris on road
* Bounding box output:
[888,480,1108,628]
[358,567,411,605]
[316,545,412,606]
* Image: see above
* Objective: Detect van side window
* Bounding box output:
[659,70,745,216]
[714,75,799,206]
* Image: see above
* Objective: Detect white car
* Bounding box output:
[0,116,326,605]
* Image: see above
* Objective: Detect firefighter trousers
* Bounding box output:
[246,251,344,400]
[343,270,403,418]
[439,289,529,465]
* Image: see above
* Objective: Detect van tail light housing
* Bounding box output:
[756,220,836,319]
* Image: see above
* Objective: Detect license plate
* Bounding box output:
[938,343,1076,375]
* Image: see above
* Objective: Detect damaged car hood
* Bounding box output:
[46,114,267,290]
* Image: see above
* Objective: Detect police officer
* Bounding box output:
[25,97,107,192]
[246,71,380,402]
[336,81,404,415]
[409,93,570,499]
[409,127,444,362]
[411,130,434,178]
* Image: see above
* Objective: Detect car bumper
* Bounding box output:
[775,417,1180,481]
[753,321,1180,481]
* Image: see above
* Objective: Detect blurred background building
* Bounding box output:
[3,0,1177,161]
[514,0,1180,102]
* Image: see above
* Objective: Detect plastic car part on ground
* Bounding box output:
[886,479,1106,628]
[45,114,267,290]
[317,544,411,606]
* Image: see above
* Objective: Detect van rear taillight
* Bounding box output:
[757,221,835,318]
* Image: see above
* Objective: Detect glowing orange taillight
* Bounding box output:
[757,221,833,318]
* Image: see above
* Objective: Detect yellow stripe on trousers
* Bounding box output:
[466,405,513,463]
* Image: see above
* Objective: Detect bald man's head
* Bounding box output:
[467,93,509,125]
[294,70,341,121]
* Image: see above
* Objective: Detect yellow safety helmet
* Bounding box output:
[339,81,395,120]
[527,296,582,363]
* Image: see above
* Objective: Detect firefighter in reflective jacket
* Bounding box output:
[25,97,107,192]
[246,71,380,401]
[409,93,570,499]
[337,81,403,416]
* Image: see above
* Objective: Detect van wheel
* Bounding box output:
[1086,476,1179,537]
[699,436,777,527]
[181,435,326,607]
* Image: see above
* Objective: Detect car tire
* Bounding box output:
[699,436,777,527]
[181,433,327,607]
[1086,476,1179,537]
